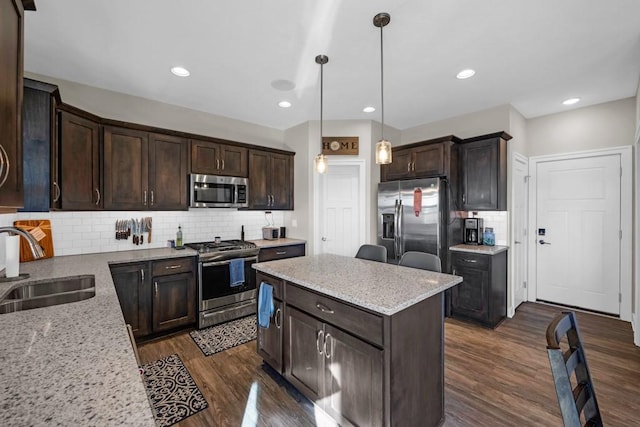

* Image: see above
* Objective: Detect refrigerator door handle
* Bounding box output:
[394,199,400,260]
[397,200,403,259]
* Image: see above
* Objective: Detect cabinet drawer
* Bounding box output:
[286,284,383,346]
[451,252,490,271]
[259,244,305,262]
[256,271,284,300]
[152,257,194,277]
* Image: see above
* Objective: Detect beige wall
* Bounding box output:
[527,97,636,157]
[26,72,285,149]
[283,122,311,242]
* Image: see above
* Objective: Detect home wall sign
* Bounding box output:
[322,136,359,155]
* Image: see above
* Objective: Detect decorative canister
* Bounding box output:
[483,227,495,246]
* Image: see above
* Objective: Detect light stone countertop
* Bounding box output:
[449,244,509,255]
[0,247,198,426]
[253,253,462,316]
[249,238,306,249]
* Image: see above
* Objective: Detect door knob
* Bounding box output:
[321,237,327,241]
[514,241,522,244]
[539,240,551,245]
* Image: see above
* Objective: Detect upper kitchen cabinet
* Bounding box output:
[248,149,294,210]
[381,135,461,182]
[57,109,101,210]
[459,132,511,211]
[103,126,188,210]
[0,0,28,209]
[20,79,59,212]
[191,139,248,177]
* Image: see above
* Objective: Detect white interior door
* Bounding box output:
[317,163,361,256]
[512,154,528,310]
[536,154,621,315]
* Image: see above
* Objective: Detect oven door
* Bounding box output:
[199,256,257,312]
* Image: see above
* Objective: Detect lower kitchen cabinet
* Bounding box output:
[256,272,284,372]
[110,256,196,339]
[450,250,507,328]
[257,243,305,262]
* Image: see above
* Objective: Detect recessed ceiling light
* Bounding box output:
[171,66,190,77]
[278,101,292,108]
[271,79,296,91]
[456,69,476,79]
[562,97,581,105]
[363,106,376,113]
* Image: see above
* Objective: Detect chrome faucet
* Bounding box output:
[0,227,46,259]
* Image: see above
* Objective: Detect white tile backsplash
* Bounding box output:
[1,209,284,260]
[472,211,510,246]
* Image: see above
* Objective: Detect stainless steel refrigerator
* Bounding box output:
[378,178,459,270]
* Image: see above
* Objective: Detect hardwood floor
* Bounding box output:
[137,302,640,426]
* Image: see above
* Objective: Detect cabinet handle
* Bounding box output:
[316,302,334,314]
[154,281,158,298]
[216,159,220,170]
[324,333,332,359]
[150,190,154,206]
[276,251,287,255]
[53,182,61,202]
[95,188,101,205]
[0,144,9,188]
[164,265,181,270]
[462,193,466,204]
[274,308,281,329]
[462,258,478,263]
[452,268,457,275]
[316,330,324,355]
[407,162,411,172]
[140,269,144,282]
[221,159,225,170]
[143,190,148,206]
[412,162,416,171]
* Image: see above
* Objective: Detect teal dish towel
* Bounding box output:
[258,282,274,328]
[229,258,245,287]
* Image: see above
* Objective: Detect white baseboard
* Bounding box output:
[633,313,640,347]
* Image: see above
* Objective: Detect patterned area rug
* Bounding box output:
[142,354,208,427]
[190,315,257,356]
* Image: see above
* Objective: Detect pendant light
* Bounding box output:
[314,55,329,174]
[373,12,392,165]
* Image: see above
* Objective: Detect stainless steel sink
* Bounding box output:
[0,275,96,314]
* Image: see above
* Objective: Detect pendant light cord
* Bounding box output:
[320,60,324,144]
[380,24,385,141]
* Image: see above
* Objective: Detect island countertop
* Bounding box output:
[0,247,198,426]
[253,253,462,316]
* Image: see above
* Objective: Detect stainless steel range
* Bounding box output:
[185,239,259,329]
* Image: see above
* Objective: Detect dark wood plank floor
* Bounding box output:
[137,302,640,426]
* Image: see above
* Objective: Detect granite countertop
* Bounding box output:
[449,244,509,255]
[0,247,198,426]
[249,238,306,249]
[253,253,462,316]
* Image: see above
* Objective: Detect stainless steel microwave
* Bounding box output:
[190,174,249,208]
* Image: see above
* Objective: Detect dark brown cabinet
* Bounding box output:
[57,110,101,210]
[459,132,511,211]
[381,136,460,182]
[191,139,248,177]
[0,0,26,208]
[256,272,284,372]
[450,249,507,328]
[257,243,305,262]
[110,256,196,339]
[248,149,294,210]
[103,126,188,210]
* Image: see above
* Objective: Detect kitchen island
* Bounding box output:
[0,247,197,426]
[253,253,462,427]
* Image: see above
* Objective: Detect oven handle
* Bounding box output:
[201,256,257,268]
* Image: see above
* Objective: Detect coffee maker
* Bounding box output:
[464,218,484,245]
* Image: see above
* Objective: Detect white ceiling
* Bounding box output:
[24,0,640,131]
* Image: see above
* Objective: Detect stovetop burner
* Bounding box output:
[185,240,259,261]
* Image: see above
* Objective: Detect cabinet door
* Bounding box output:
[103,126,148,210]
[461,139,499,210]
[110,263,151,338]
[413,143,444,177]
[152,271,196,332]
[383,148,413,181]
[219,144,248,177]
[148,133,188,210]
[58,111,101,210]
[323,324,383,427]
[451,262,490,323]
[257,298,283,372]
[248,149,270,209]
[0,0,24,208]
[285,306,324,402]
[270,152,293,209]
[190,139,220,175]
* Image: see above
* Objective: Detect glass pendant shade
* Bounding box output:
[375,139,392,164]
[315,153,328,174]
